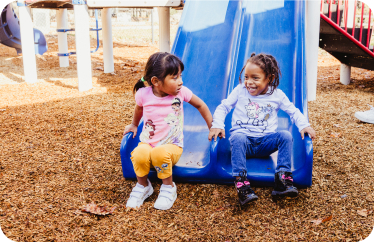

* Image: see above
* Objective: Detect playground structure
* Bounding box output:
[122,0,316,187]
[0,0,184,91]
[319,0,374,85]
[0,0,373,187]
[0,4,47,55]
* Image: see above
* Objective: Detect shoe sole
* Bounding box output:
[126,186,154,208]
[240,195,258,205]
[355,113,374,124]
[154,193,177,210]
[271,189,298,199]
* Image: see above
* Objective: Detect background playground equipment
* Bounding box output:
[56,9,101,56]
[121,0,314,187]
[319,0,374,84]
[0,0,184,90]
[0,3,47,55]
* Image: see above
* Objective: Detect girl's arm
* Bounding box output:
[123,105,143,138]
[278,90,316,140]
[188,94,213,129]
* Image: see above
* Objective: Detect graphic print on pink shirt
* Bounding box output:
[135,86,193,147]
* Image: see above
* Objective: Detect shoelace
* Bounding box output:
[237,170,254,195]
[282,174,294,187]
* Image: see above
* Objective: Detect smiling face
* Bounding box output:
[244,62,272,96]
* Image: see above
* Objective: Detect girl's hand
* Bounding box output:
[123,124,138,138]
[300,126,316,140]
[208,128,225,141]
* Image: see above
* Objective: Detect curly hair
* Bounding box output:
[239,53,281,95]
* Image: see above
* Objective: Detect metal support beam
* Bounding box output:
[158,7,170,52]
[74,3,93,91]
[306,0,321,101]
[340,64,351,85]
[18,0,38,83]
[57,8,69,67]
[102,8,114,73]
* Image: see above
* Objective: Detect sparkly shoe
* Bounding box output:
[234,170,258,205]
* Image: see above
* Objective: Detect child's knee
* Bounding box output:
[278,130,293,143]
[150,146,170,164]
[229,133,248,145]
[150,147,174,179]
[131,145,152,176]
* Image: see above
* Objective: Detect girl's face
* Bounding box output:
[244,62,271,96]
[158,69,183,97]
[172,104,180,112]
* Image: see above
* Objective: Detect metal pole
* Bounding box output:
[158,7,170,52]
[340,64,351,85]
[306,0,321,101]
[102,8,114,73]
[56,8,69,67]
[18,0,38,83]
[151,8,154,44]
[74,3,93,91]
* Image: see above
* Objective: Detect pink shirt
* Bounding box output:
[135,86,193,148]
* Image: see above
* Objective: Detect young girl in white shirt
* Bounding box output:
[209,53,316,205]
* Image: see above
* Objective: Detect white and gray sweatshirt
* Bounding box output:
[211,83,310,137]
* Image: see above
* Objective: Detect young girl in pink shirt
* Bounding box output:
[123,52,212,210]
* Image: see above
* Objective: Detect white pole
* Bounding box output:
[305,0,321,101]
[74,4,93,92]
[340,64,351,85]
[56,9,69,67]
[158,7,170,52]
[151,8,154,44]
[347,0,356,28]
[18,1,37,83]
[102,8,114,73]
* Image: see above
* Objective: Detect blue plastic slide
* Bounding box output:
[120,0,313,188]
[0,4,47,55]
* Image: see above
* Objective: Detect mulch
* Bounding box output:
[0,36,373,241]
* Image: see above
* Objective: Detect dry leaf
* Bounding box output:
[330,132,340,138]
[322,215,333,223]
[311,219,323,225]
[311,215,332,225]
[357,209,372,217]
[81,202,116,215]
[366,194,374,202]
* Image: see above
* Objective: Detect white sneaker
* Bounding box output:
[126,179,153,208]
[154,183,177,210]
[355,104,374,124]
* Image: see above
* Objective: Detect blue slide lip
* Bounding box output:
[120,0,313,188]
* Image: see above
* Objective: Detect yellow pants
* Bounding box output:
[130,142,183,179]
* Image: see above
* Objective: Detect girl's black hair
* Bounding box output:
[239,52,281,95]
[133,52,184,94]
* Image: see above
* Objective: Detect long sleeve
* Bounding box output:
[211,85,241,129]
[279,91,310,132]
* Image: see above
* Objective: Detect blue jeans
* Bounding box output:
[229,131,293,177]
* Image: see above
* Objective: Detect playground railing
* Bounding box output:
[320,0,374,56]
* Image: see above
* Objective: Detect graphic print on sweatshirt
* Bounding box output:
[236,99,276,132]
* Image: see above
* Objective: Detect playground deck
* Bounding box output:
[0,40,374,241]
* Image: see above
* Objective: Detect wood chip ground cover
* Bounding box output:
[0,38,373,241]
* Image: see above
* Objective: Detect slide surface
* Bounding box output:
[0,4,47,55]
[121,0,313,187]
